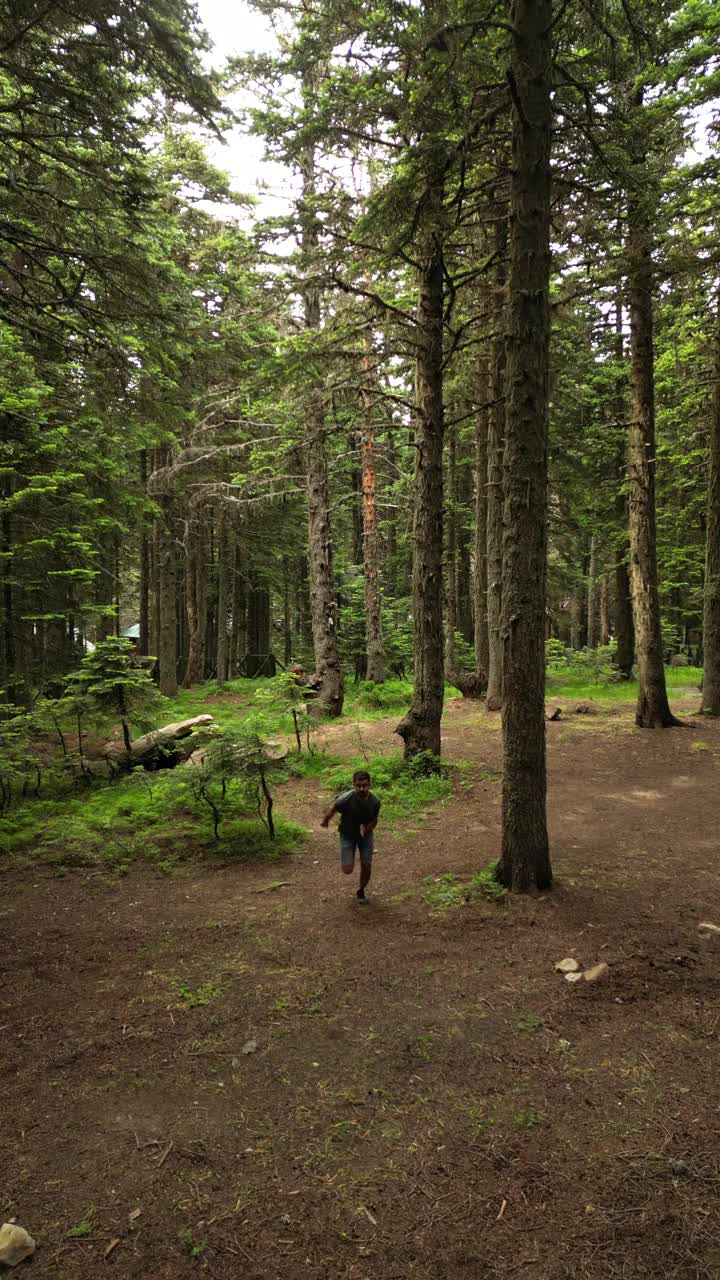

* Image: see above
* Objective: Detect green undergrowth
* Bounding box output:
[160,678,268,730]
[0,768,307,869]
[320,750,455,824]
[422,866,506,913]
[341,679,461,720]
[546,667,702,703]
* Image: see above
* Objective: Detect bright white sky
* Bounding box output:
[196,0,292,210]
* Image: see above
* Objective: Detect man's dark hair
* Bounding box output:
[353,770,371,785]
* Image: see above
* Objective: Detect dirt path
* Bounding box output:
[2,696,720,1279]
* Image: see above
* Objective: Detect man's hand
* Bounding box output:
[359,824,366,837]
[320,815,330,828]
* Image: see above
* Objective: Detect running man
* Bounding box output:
[321,769,381,904]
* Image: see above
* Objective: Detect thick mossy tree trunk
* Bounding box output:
[626,109,679,727]
[486,210,507,711]
[299,123,344,718]
[361,321,385,683]
[702,295,720,715]
[397,173,445,760]
[495,0,553,894]
[474,335,490,675]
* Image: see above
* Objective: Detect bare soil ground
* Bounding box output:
[2,694,720,1279]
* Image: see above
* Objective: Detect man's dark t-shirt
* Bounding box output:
[334,789,381,839]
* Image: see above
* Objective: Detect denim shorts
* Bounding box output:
[340,832,374,866]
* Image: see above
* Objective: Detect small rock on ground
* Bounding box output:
[555,958,580,973]
[698,922,720,936]
[0,1223,36,1267]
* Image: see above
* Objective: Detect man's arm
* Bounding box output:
[320,804,337,829]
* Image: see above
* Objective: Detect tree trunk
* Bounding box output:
[361,317,385,682]
[599,573,610,647]
[612,288,635,678]
[474,338,491,675]
[183,520,207,688]
[456,459,473,644]
[283,558,293,666]
[299,109,344,717]
[614,554,634,677]
[216,510,229,686]
[230,543,245,674]
[702,293,720,714]
[156,499,177,696]
[486,210,507,711]
[586,535,597,648]
[150,518,160,661]
[1,508,16,701]
[139,450,150,656]
[445,421,457,671]
[397,171,445,759]
[350,437,364,567]
[247,573,270,657]
[496,0,553,894]
[626,103,679,728]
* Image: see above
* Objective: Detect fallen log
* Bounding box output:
[101,715,216,770]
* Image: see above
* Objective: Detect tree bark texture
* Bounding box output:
[182,519,207,688]
[139,450,150,656]
[156,499,177,696]
[486,211,507,710]
[586,535,597,648]
[231,544,246,673]
[474,339,491,675]
[456,460,473,644]
[702,295,720,714]
[361,320,385,683]
[599,573,610,647]
[611,290,635,677]
[246,573,270,658]
[299,123,344,717]
[496,0,553,893]
[626,123,678,727]
[614,554,634,676]
[216,510,229,686]
[445,421,458,671]
[397,182,445,759]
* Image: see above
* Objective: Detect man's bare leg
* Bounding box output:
[357,861,371,901]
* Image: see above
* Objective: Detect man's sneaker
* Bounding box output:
[356,889,369,905]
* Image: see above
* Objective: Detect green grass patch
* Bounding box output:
[341,679,462,721]
[545,666,702,703]
[422,866,506,913]
[319,750,454,824]
[176,980,221,1007]
[0,769,307,868]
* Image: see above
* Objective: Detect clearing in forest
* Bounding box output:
[2,688,720,1279]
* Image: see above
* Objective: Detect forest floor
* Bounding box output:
[3,687,720,1279]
